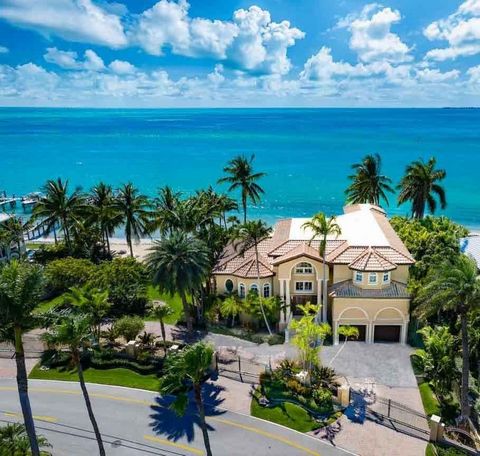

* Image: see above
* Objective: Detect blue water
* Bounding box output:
[1,108,479,228]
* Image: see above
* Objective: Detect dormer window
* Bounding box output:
[354,271,363,283]
[368,273,377,285]
[382,272,390,284]
[295,262,313,274]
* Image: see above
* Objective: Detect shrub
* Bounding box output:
[285,379,309,397]
[44,257,95,296]
[259,371,272,386]
[312,388,333,409]
[33,243,70,264]
[114,316,145,342]
[92,258,148,315]
[267,333,285,345]
[311,365,339,389]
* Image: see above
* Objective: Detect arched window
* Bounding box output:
[250,283,259,295]
[238,283,246,298]
[263,283,270,298]
[225,279,234,293]
[295,262,313,274]
[354,271,363,283]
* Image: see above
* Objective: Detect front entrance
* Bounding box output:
[340,324,367,342]
[374,325,401,343]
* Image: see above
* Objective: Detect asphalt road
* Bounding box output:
[0,379,354,456]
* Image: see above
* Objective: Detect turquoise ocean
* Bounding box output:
[1,108,479,228]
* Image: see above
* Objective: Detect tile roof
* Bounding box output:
[348,248,397,272]
[329,280,410,299]
[231,254,274,278]
[271,242,322,265]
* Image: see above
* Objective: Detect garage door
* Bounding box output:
[374,325,401,343]
[339,324,366,342]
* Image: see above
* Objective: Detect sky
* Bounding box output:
[0,0,479,107]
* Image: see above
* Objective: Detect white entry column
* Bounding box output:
[333,320,339,345]
[317,278,322,317]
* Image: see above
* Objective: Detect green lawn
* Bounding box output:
[29,364,160,392]
[145,286,183,324]
[251,397,319,432]
[418,382,441,417]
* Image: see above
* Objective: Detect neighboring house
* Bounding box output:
[213,204,415,345]
[460,234,480,270]
[0,213,24,262]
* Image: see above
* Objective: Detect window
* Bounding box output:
[295,262,313,274]
[368,273,377,285]
[295,281,313,293]
[239,283,246,298]
[382,272,390,284]
[225,279,234,293]
[263,283,271,298]
[250,283,259,295]
[354,271,363,283]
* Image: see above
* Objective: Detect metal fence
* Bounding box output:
[215,353,267,384]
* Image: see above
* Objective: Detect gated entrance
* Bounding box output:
[215,352,266,384]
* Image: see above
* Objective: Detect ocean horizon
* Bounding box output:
[1,107,479,229]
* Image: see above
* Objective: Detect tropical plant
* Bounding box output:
[415,326,458,400]
[218,154,265,223]
[114,316,145,342]
[234,220,273,335]
[64,286,110,343]
[113,183,151,257]
[302,212,342,322]
[328,325,359,367]
[0,261,44,456]
[290,303,331,373]
[220,295,242,327]
[43,313,105,456]
[345,153,394,206]
[0,215,31,255]
[44,257,96,296]
[138,331,156,350]
[146,232,210,333]
[416,255,480,422]
[150,303,174,351]
[160,343,215,456]
[0,422,51,456]
[33,178,85,250]
[153,186,183,235]
[397,157,447,219]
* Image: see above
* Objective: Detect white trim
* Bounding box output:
[224,278,234,293]
[337,306,369,321]
[289,261,319,279]
[263,283,271,298]
[249,283,259,295]
[294,261,314,274]
[368,272,378,285]
[238,282,246,298]
[373,306,406,322]
[294,280,314,294]
[354,271,363,283]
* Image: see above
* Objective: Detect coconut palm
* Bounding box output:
[153,186,183,235]
[345,153,394,206]
[146,232,210,333]
[160,343,215,456]
[0,261,44,456]
[218,155,266,223]
[416,254,480,422]
[234,220,273,335]
[43,313,106,456]
[89,182,122,254]
[397,157,447,219]
[302,213,342,323]
[150,303,174,354]
[33,178,85,249]
[0,422,51,455]
[113,183,152,257]
[0,215,30,256]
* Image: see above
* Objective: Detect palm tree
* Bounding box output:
[150,303,174,354]
[0,422,51,455]
[43,313,106,456]
[33,178,85,249]
[146,232,210,333]
[218,155,266,223]
[302,213,342,323]
[89,182,122,254]
[114,183,151,257]
[153,186,183,235]
[0,261,44,456]
[220,295,242,327]
[64,286,110,344]
[345,153,394,206]
[416,254,480,422]
[397,157,447,219]
[235,221,273,335]
[160,343,215,456]
[0,215,31,256]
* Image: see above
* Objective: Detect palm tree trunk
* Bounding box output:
[255,245,272,336]
[242,191,247,224]
[52,223,58,244]
[322,259,327,323]
[14,327,40,456]
[460,311,471,422]
[180,290,193,333]
[105,231,111,255]
[194,383,213,456]
[77,358,106,456]
[160,319,168,357]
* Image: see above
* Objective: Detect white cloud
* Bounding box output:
[109,59,136,75]
[467,64,480,83]
[338,4,411,63]
[415,68,460,82]
[425,0,480,61]
[0,45,8,54]
[0,0,127,48]
[300,47,359,80]
[44,47,105,71]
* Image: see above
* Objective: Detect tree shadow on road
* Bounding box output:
[149,382,226,443]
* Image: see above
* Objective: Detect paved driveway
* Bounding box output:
[321,342,417,388]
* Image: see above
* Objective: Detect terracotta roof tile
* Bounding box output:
[271,243,322,265]
[348,248,397,272]
[329,280,410,298]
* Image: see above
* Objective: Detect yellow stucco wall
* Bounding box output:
[216,275,274,295]
[332,297,410,324]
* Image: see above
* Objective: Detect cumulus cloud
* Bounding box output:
[0,0,128,48]
[467,64,480,83]
[415,68,460,82]
[0,45,8,54]
[337,4,412,63]
[109,59,136,75]
[44,47,105,71]
[425,0,480,61]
